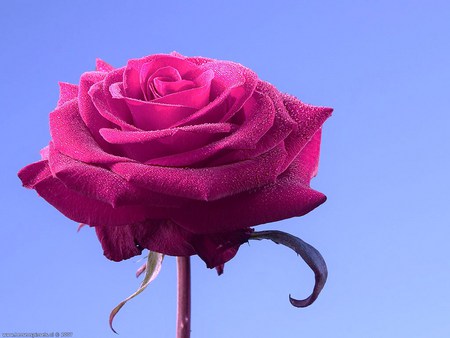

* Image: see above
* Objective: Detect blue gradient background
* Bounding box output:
[2,1,450,337]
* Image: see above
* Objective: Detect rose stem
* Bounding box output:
[176,256,191,338]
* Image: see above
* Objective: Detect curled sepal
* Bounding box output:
[109,251,164,333]
[250,230,327,308]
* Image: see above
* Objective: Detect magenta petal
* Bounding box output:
[57,82,78,107]
[18,160,53,189]
[40,146,49,160]
[184,55,215,66]
[95,224,152,262]
[96,58,114,72]
[209,82,297,166]
[47,143,177,209]
[190,228,252,268]
[112,143,287,201]
[281,94,333,171]
[49,100,130,164]
[144,89,276,167]
[77,71,116,149]
[100,123,236,144]
[112,84,196,130]
[171,180,326,235]
[89,75,138,131]
[172,60,258,127]
[101,68,136,128]
[152,70,214,109]
[142,65,183,99]
[99,123,236,162]
[95,220,251,268]
[284,129,323,184]
[18,160,151,227]
[47,144,142,207]
[124,54,202,100]
[95,221,195,262]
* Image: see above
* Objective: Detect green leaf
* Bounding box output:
[250,230,327,307]
[109,251,164,333]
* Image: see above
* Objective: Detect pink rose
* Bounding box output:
[18,52,332,268]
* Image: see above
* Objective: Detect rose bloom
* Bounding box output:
[19,52,332,269]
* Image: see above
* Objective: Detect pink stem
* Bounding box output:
[176,256,191,338]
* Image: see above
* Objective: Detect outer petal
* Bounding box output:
[95,220,251,268]
[170,137,327,236]
[281,94,333,171]
[285,129,323,183]
[190,228,253,268]
[78,71,115,149]
[207,81,297,166]
[57,82,78,108]
[169,130,327,234]
[18,160,53,189]
[47,143,181,208]
[49,100,131,164]
[95,222,160,262]
[112,143,287,201]
[184,54,215,66]
[96,58,114,72]
[18,160,153,227]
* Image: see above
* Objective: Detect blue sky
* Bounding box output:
[1,1,450,337]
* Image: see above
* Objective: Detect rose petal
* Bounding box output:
[88,69,139,131]
[206,81,297,166]
[146,62,185,101]
[151,69,214,109]
[95,223,156,262]
[171,180,326,235]
[281,94,333,171]
[124,54,203,100]
[95,220,194,262]
[143,89,276,167]
[40,146,49,160]
[96,58,114,72]
[49,99,131,164]
[95,220,251,268]
[57,82,78,108]
[18,160,152,227]
[284,129,323,183]
[99,123,236,163]
[18,160,53,189]
[47,143,180,209]
[190,228,252,268]
[47,143,139,207]
[111,83,197,131]
[112,142,287,201]
[77,71,116,150]
[184,55,215,66]
[171,60,258,127]
[171,133,326,234]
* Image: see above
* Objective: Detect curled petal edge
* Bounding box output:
[249,230,327,307]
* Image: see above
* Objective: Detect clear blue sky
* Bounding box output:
[2,1,450,337]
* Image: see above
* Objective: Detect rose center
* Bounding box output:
[147,66,196,99]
